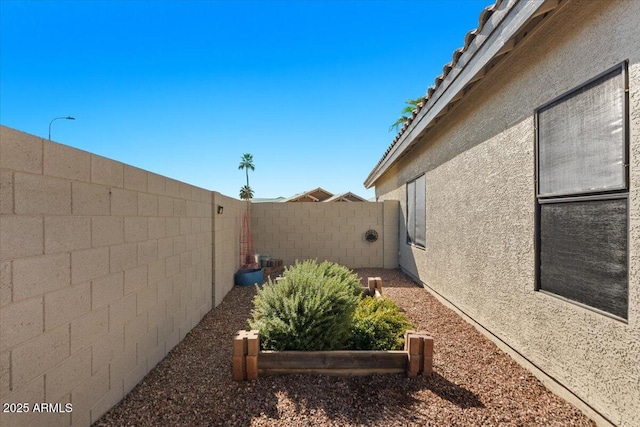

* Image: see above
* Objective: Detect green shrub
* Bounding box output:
[248,260,362,351]
[348,297,412,350]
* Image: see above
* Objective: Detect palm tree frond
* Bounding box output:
[239,185,254,200]
[389,96,425,132]
[388,116,408,132]
[401,106,415,115]
[406,96,425,106]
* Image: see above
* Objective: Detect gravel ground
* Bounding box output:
[94,269,594,427]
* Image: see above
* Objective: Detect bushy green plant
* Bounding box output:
[349,297,413,350]
[248,260,362,351]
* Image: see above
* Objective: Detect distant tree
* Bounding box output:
[240,185,254,200]
[389,97,426,132]
[238,153,255,188]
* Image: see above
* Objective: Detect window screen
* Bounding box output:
[407,180,416,244]
[536,62,628,320]
[538,67,626,197]
[406,175,425,248]
[539,199,628,319]
[414,175,426,248]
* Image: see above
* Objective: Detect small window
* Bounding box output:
[536,63,628,320]
[406,174,426,248]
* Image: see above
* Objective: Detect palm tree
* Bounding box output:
[389,97,426,132]
[239,185,254,200]
[238,153,255,188]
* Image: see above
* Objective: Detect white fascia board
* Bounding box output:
[364,0,553,188]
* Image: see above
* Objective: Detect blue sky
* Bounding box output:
[1,0,489,199]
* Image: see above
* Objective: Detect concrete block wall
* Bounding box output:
[250,200,399,269]
[0,124,401,426]
[0,126,213,426]
[212,192,246,306]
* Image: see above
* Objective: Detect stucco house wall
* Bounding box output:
[373,1,639,425]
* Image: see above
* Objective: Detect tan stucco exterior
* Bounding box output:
[372,1,639,425]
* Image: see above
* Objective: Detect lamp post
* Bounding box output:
[48,116,75,140]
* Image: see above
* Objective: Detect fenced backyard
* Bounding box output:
[93,269,591,427]
[0,126,398,427]
[0,126,595,426]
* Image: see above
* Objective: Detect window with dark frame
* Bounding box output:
[535,62,628,320]
[406,174,426,248]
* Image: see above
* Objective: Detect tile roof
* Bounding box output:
[380,1,500,166]
[366,0,563,187]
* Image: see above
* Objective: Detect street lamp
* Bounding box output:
[48,116,75,140]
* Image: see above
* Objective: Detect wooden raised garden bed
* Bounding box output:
[232,329,433,381]
[233,276,433,381]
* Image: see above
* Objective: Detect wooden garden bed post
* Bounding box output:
[422,334,434,375]
[404,330,434,377]
[367,277,383,297]
[367,277,376,294]
[233,330,248,381]
[246,330,259,380]
[233,330,260,381]
[406,332,422,378]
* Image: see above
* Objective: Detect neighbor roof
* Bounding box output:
[364,0,563,188]
[324,192,368,202]
[256,188,369,202]
[283,187,334,202]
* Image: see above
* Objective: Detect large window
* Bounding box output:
[406,174,426,248]
[535,63,628,320]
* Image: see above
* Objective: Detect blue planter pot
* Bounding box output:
[234,268,264,286]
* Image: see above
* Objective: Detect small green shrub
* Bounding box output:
[348,297,413,350]
[248,260,362,351]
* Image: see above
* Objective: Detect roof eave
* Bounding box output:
[364,0,562,189]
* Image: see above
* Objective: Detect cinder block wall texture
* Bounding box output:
[212,192,246,306]
[0,125,401,426]
[374,1,639,425]
[0,126,213,426]
[250,201,399,269]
